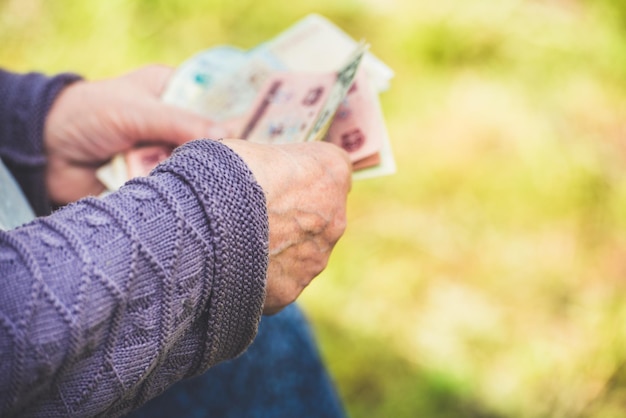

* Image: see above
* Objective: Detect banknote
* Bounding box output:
[323,66,383,163]
[162,46,278,123]
[352,124,396,180]
[161,46,247,117]
[238,72,336,143]
[306,42,367,141]
[240,42,366,144]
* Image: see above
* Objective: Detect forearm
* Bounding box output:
[0,140,268,417]
[0,69,82,215]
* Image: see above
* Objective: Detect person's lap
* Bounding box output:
[126,303,345,418]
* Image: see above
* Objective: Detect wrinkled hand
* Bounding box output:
[221,139,352,315]
[44,65,220,204]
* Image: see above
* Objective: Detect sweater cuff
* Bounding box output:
[153,139,269,367]
[0,70,82,216]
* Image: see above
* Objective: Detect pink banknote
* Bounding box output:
[238,72,337,143]
[323,67,384,167]
[238,42,368,145]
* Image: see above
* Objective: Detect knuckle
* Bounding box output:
[335,214,348,236]
[299,211,328,235]
[324,214,347,246]
[314,257,329,277]
[283,281,303,307]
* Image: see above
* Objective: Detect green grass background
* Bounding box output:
[4,0,626,416]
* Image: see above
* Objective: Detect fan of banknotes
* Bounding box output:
[97,14,396,191]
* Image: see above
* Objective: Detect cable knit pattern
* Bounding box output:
[0,139,269,417]
[0,69,82,216]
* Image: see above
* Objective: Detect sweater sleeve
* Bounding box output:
[0,139,269,417]
[0,69,82,216]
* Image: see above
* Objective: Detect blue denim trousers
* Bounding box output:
[126,303,346,417]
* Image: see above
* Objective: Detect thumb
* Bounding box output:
[122,65,231,145]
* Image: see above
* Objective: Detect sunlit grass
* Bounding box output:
[4,0,626,416]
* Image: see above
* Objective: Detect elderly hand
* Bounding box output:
[221,139,352,315]
[44,65,221,204]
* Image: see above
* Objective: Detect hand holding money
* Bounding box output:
[97,14,396,191]
[220,139,351,314]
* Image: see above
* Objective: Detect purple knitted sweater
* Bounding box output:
[0,70,269,416]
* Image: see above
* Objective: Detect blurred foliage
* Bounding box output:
[4,0,626,416]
